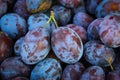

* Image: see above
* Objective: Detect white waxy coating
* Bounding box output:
[99,14,120,47]
[30,58,62,80]
[20,27,50,65]
[84,40,115,67]
[51,27,83,64]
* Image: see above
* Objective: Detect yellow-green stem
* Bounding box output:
[105,58,114,71]
[43,11,58,29]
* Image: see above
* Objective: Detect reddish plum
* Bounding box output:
[0,32,13,63]
[51,27,83,64]
[66,24,87,43]
[84,40,115,67]
[62,62,85,80]
[107,71,120,80]
[20,27,50,65]
[79,66,105,80]
[99,14,120,47]
[96,0,120,18]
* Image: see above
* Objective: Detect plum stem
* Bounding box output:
[105,57,114,71]
[44,11,58,28]
[50,11,58,28]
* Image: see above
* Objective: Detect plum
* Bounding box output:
[51,5,71,26]
[87,18,103,40]
[20,27,50,65]
[14,37,24,56]
[86,0,103,15]
[0,13,27,40]
[107,71,120,80]
[30,58,62,80]
[99,14,120,47]
[84,40,115,67]
[73,12,93,30]
[51,27,83,64]
[79,66,105,80]
[96,0,120,18]
[66,24,87,44]
[62,62,85,80]
[26,0,52,13]
[0,32,13,63]
[0,0,7,17]
[0,57,31,80]
[14,0,30,19]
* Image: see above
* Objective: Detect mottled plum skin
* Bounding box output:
[58,0,84,8]
[96,0,120,18]
[0,0,7,17]
[86,0,103,15]
[66,24,87,44]
[0,32,13,63]
[12,77,29,80]
[51,27,83,64]
[28,13,55,33]
[87,18,103,40]
[0,13,27,40]
[30,58,62,80]
[62,62,85,80]
[26,0,52,13]
[84,40,115,67]
[99,14,120,47]
[0,57,31,80]
[14,0,30,19]
[51,5,71,26]
[14,37,24,56]
[73,12,93,30]
[107,71,120,80]
[79,66,105,80]
[20,27,50,65]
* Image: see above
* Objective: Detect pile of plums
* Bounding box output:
[0,0,120,80]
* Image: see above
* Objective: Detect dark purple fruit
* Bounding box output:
[51,5,71,26]
[0,57,31,80]
[73,12,93,30]
[107,71,120,80]
[62,62,85,80]
[84,40,115,67]
[80,66,105,80]
[14,0,30,19]
[0,32,13,63]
